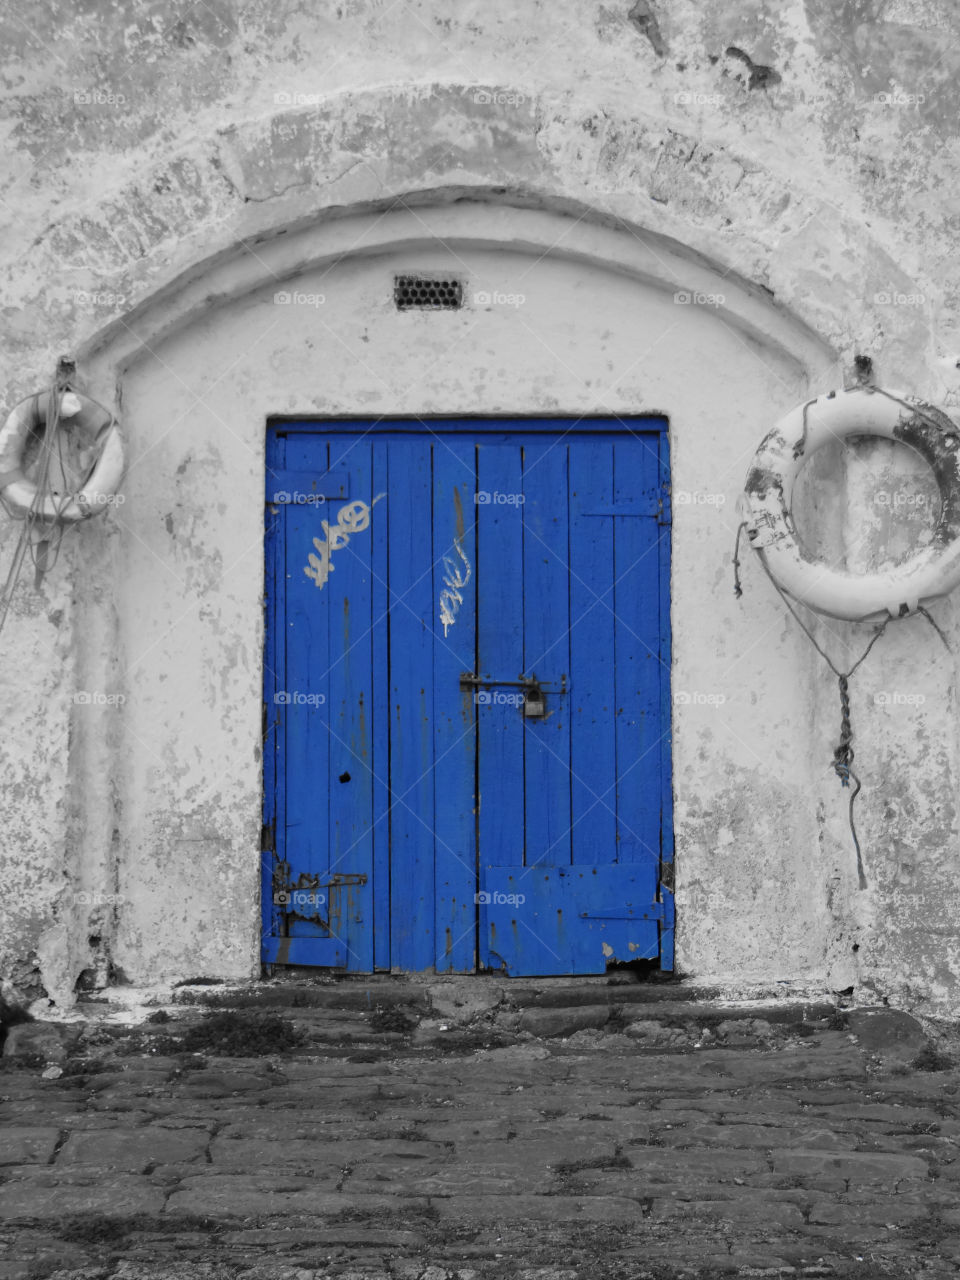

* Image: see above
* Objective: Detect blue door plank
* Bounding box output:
[371,439,391,970]
[279,433,381,968]
[432,440,479,972]
[612,436,663,873]
[658,431,675,970]
[282,433,344,959]
[262,431,286,954]
[476,443,525,887]
[481,865,661,976]
[323,437,377,971]
[262,935,351,966]
[568,440,618,867]
[388,438,436,972]
[521,439,572,868]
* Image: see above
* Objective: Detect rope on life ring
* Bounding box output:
[0,386,124,524]
[0,359,124,641]
[735,385,960,890]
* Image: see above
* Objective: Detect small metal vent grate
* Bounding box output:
[394,275,463,311]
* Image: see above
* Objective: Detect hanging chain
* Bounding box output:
[748,554,894,890]
[734,540,952,889]
[833,673,853,786]
[832,673,867,890]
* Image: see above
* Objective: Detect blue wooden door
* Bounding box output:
[263,419,673,975]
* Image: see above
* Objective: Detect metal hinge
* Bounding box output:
[270,863,368,929]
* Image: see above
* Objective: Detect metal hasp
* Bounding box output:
[458,672,565,719]
[457,672,568,693]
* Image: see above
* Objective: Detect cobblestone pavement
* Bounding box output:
[2,976,960,1279]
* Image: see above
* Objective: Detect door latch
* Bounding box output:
[458,671,565,720]
[458,672,567,693]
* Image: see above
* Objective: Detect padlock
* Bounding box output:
[523,686,546,718]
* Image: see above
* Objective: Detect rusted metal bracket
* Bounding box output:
[459,672,567,693]
[271,861,368,929]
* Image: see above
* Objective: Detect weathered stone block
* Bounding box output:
[666,1122,858,1150]
[168,1069,276,1096]
[209,1136,446,1169]
[623,1149,767,1180]
[165,1177,426,1217]
[0,1177,165,1219]
[772,1150,929,1185]
[451,1136,618,1171]
[650,1197,806,1229]
[57,1127,208,1171]
[429,1193,642,1223]
[2,1024,76,1062]
[401,1169,551,1196]
[0,1127,61,1166]
[517,1006,610,1038]
[846,1008,929,1060]
[808,1197,930,1226]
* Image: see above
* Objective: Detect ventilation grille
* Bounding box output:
[394,275,463,311]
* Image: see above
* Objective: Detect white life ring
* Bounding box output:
[741,387,960,621]
[0,389,124,522]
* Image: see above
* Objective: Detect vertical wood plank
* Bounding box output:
[282,433,341,958]
[476,442,526,889]
[432,439,478,971]
[611,435,661,897]
[262,427,285,950]
[568,440,618,866]
[371,438,391,970]
[658,429,675,970]
[521,440,572,867]
[323,435,376,971]
[388,436,436,971]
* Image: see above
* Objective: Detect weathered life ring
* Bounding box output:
[0,389,124,522]
[741,387,960,621]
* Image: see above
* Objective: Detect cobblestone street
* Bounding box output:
[1,979,959,1278]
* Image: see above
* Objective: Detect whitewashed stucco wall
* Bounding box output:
[2,0,960,1013]
[97,222,825,992]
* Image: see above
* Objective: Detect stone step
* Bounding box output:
[172,979,433,1013]
[171,974,839,1020]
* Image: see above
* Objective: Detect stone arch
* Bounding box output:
[79,198,835,394]
[4,81,931,400]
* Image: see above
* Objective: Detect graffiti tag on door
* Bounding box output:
[439,487,472,636]
[439,539,471,635]
[304,494,385,590]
